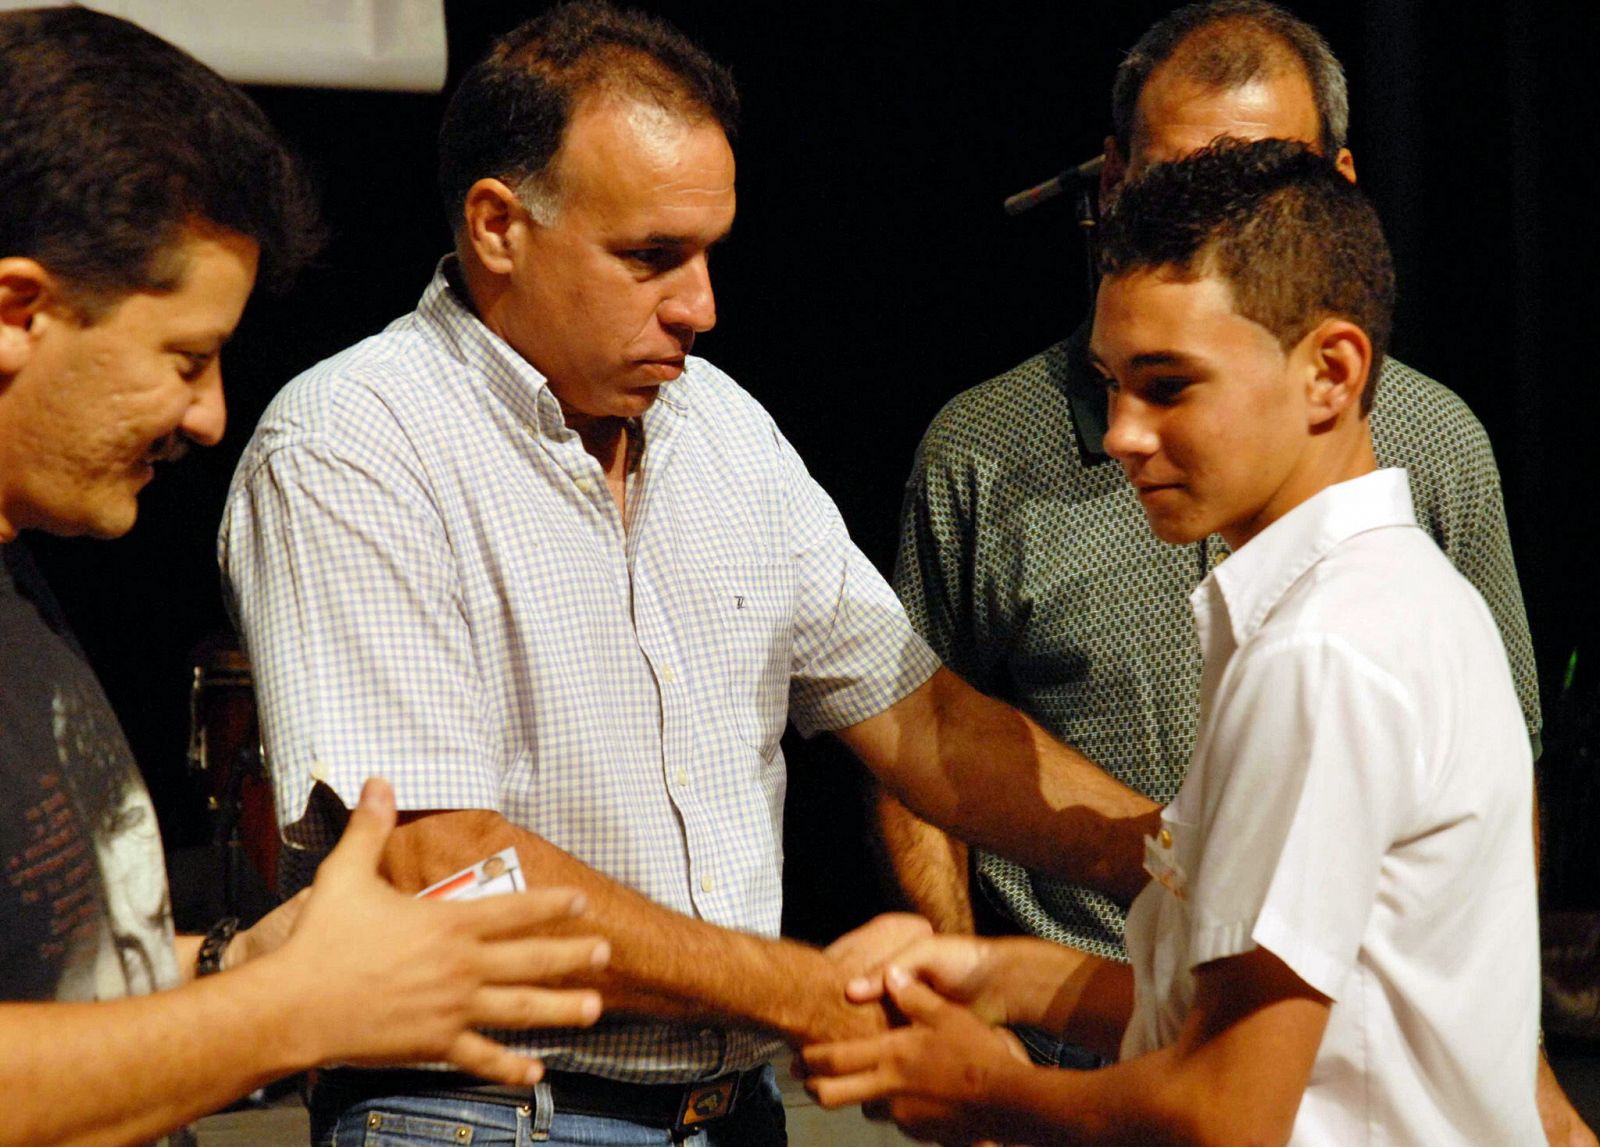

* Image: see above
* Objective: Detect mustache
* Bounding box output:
[144,434,190,465]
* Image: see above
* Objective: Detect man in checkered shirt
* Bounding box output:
[221,3,1156,1144]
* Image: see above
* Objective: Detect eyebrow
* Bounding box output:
[639,219,737,248]
[163,330,235,353]
[1127,351,1201,369]
[1088,347,1198,368]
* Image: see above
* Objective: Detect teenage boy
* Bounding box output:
[803,138,1542,1146]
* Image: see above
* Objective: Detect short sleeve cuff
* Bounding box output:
[789,637,941,736]
[1185,911,1352,1004]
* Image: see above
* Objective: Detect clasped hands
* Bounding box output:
[809,913,1039,1147]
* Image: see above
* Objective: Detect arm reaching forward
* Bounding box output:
[0,778,607,1147]
[875,790,975,933]
[380,806,899,1048]
[806,945,1329,1147]
[840,668,1160,905]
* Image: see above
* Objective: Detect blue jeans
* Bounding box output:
[309,1067,786,1147]
[1010,1025,1110,1071]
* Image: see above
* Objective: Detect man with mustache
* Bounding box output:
[0,10,609,1145]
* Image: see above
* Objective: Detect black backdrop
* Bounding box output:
[28,1,1600,939]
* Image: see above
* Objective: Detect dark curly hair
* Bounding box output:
[1098,137,1394,413]
[438,0,739,232]
[0,7,321,316]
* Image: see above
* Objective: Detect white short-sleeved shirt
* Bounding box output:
[1121,468,1541,1144]
[220,265,940,1080]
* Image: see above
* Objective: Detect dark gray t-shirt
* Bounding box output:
[0,543,177,1002]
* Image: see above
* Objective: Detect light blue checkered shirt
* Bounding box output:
[220,263,939,1082]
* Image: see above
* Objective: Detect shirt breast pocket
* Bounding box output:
[700,560,796,759]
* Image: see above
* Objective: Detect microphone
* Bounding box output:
[1003,154,1105,216]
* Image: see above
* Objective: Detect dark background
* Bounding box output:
[28,1,1600,938]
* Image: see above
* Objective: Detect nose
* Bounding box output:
[1101,388,1157,465]
[659,252,717,335]
[181,362,228,447]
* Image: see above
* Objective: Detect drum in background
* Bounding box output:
[187,639,280,911]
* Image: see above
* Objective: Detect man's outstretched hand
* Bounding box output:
[265,777,611,1084]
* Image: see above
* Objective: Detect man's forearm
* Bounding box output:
[954,936,1135,1060]
[842,668,1160,904]
[0,958,318,1147]
[1531,783,1600,1146]
[982,949,1325,1146]
[385,809,883,1044]
[875,789,974,933]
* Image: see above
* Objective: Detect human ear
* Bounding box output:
[0,258,54,377]
[1334,147,1357,184]
[461,179,526,277]
[1304,319,1372,424]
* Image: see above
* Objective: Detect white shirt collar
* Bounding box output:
[1193,468,1418,655]
[415,258,692,444]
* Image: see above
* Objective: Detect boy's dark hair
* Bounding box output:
[1111,1,1348,158]
[1098,137,1394,413]
[438,0,739,230]
[0,7,320,315]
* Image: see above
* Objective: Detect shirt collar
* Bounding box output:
[1063,320,1111,460]
[414,257,690,442]
[1195,467,1418,652]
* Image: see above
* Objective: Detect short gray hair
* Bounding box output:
[1110,1,1348,157]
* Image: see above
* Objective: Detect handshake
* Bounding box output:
[276,791,1115,1145]
[803,913,1126,1147]
[265,793,1103,1145]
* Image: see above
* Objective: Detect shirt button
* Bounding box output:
[309,759,329,783]
[675,769,688,786]
[661,666,678,684]
[700,874,714,892]
[576,477,595,494]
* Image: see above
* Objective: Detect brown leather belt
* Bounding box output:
[315,1064,764,1132]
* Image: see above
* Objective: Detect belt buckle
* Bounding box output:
[674,1074,738,1130]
